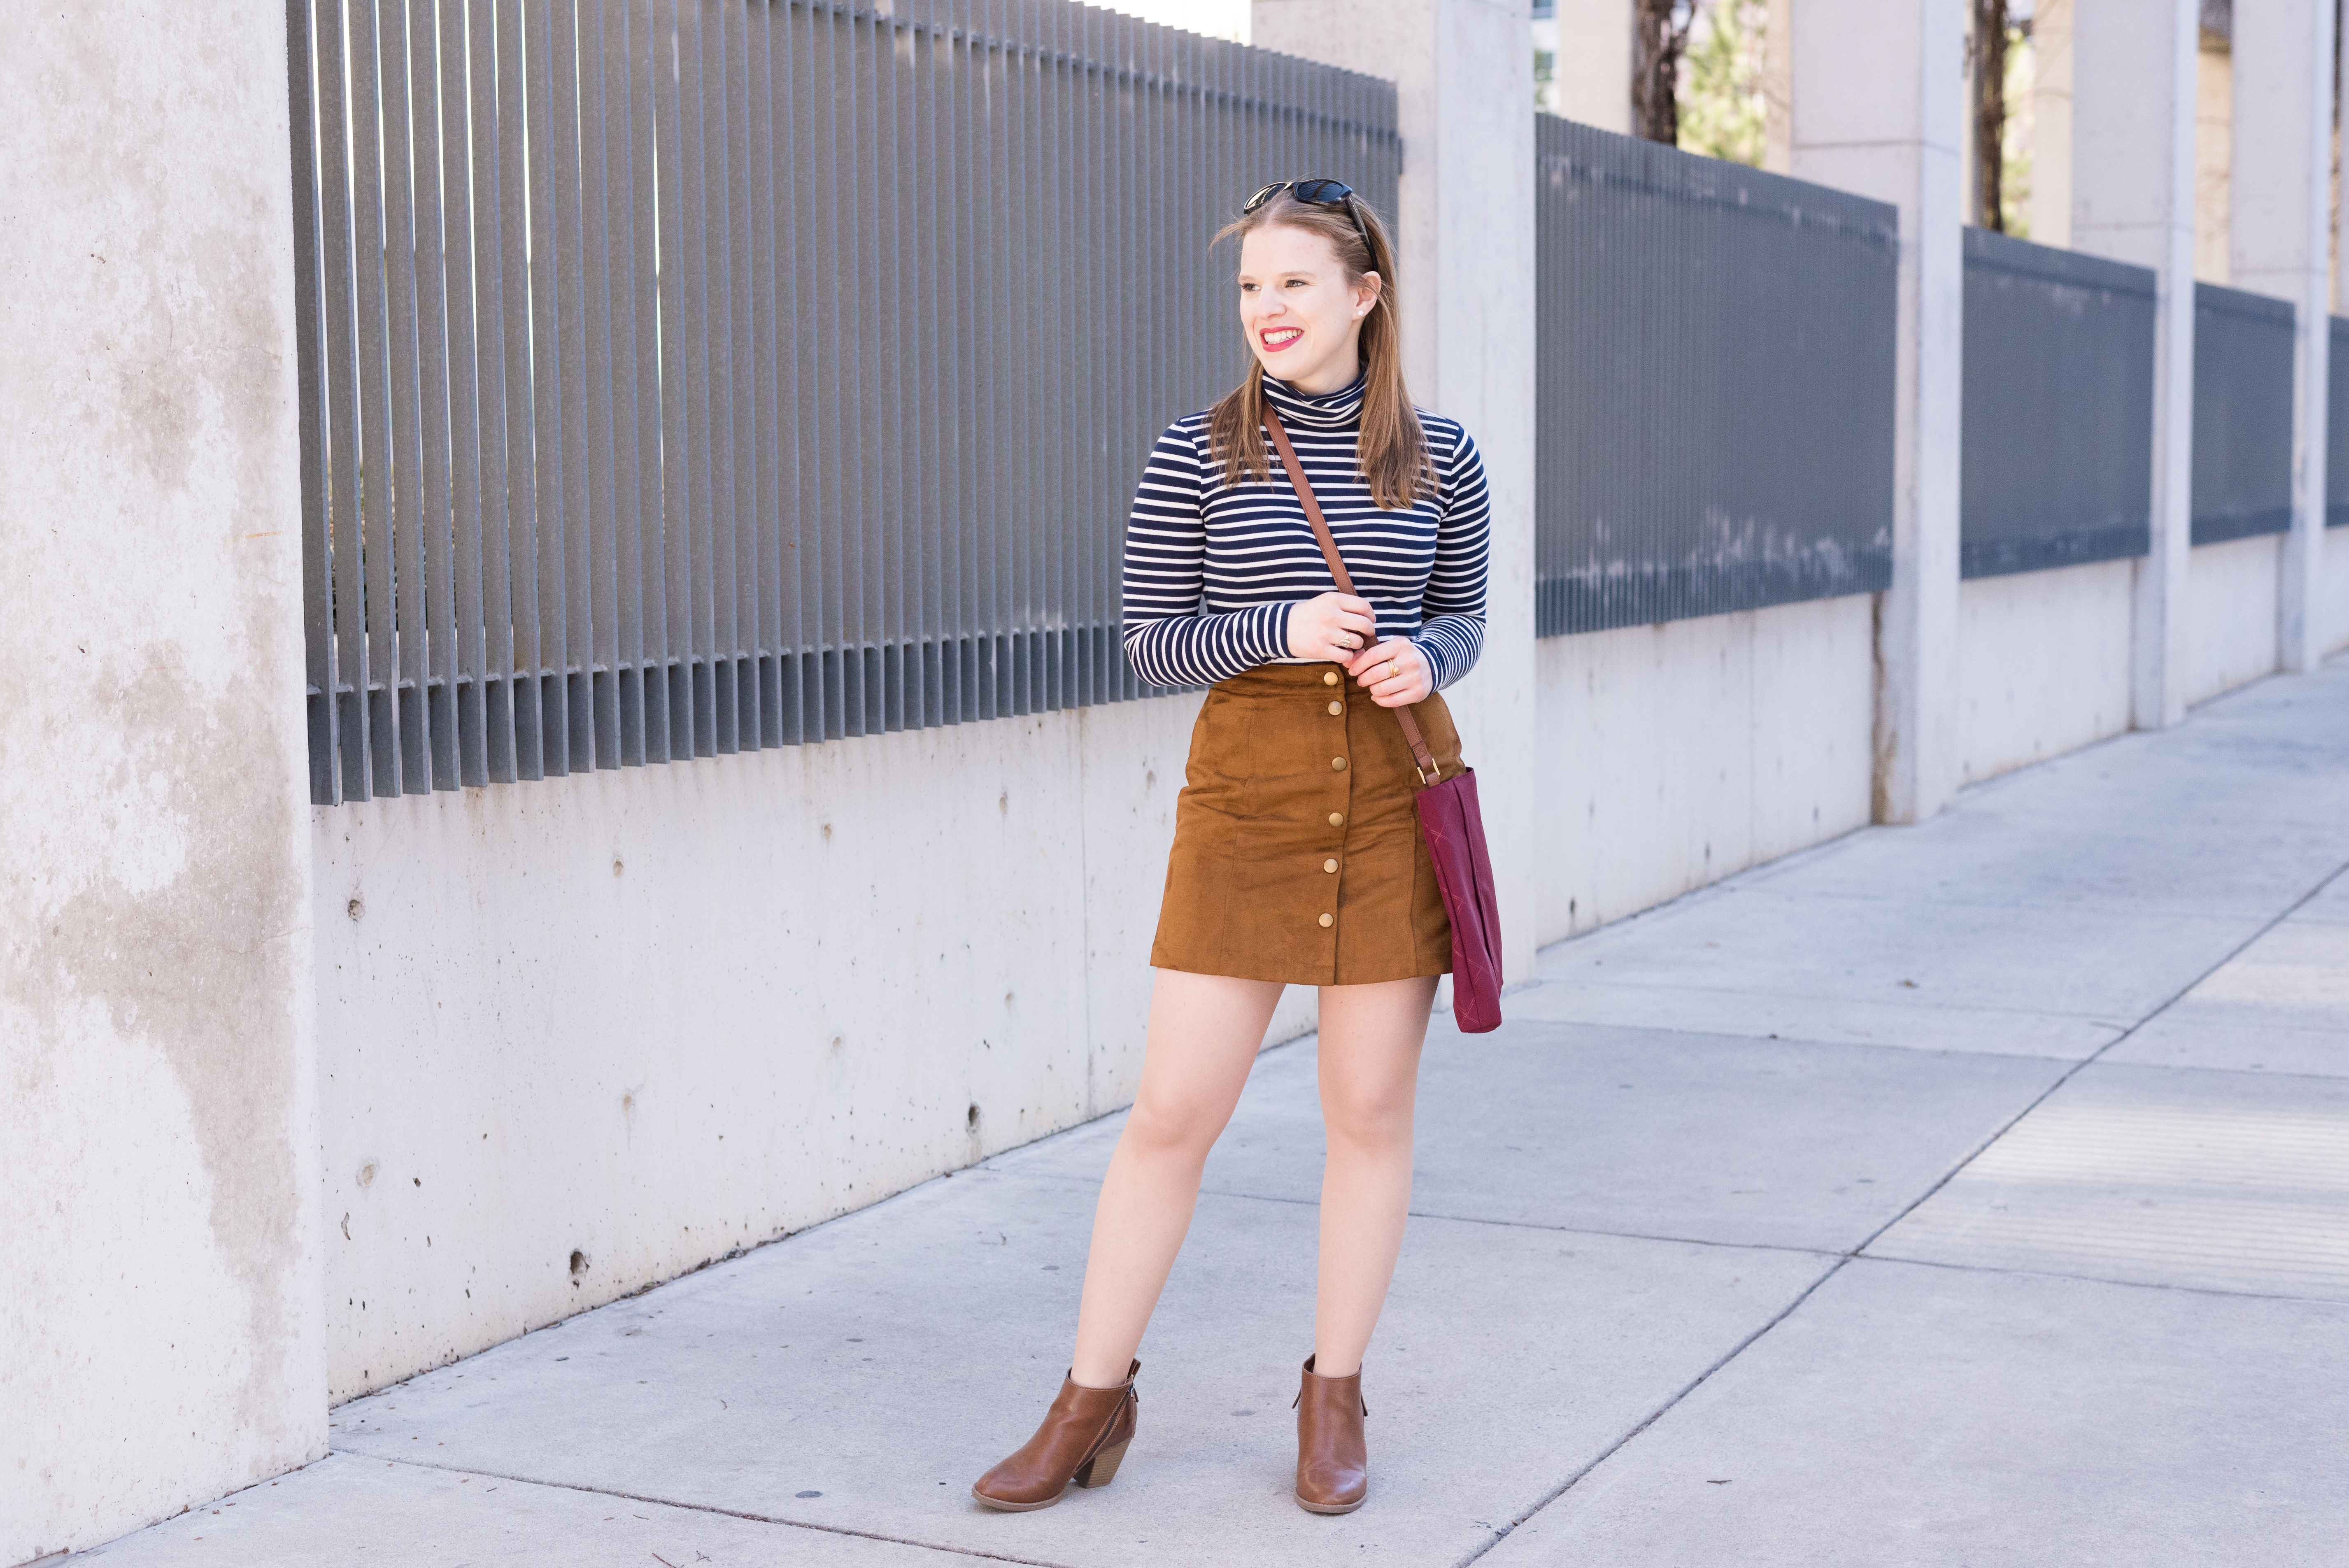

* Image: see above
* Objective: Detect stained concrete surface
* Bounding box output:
[1869,1061,2349,1299]
[78,662,2349,1566]
[2106,917,2349,1075]
[1477,1259,2349,1568]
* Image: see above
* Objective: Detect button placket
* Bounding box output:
[1320,671,1350,935]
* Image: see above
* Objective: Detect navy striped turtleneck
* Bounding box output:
[1118,372,1491,691]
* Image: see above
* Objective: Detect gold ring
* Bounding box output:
[1386,659,1399,679]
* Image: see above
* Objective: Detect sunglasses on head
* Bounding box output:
[1244,178,1377,262]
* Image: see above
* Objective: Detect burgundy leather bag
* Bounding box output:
[1262,406,1504,1033]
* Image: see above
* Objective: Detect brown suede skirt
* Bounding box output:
[1150,662,1466,986]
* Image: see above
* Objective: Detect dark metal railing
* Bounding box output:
[1532,115,1897,635]
[2191,281,2295,547]
[1959,227,2156,578]
[287,0,1399,803]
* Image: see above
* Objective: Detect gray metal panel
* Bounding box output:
[1532,114,1897,636]
[408,0,461,790]
[748,0,787,744]
[379,0,431,794]
[548,0,598,772]
[351,0,401,793]
[496,0,545,779]
[438,0,490,788]
[469,0,518,783]
[320,0,372,800]
[2191,281,2296,546]
[624,0,663,760]
[295,0,1400,803]
[722,1,757,750]
[655,0,696,760]
[580,0,625,767]
[288,0,339,804]
[522,0,574,775]
[2328,316,2349,528]
[1960,226,2156,579]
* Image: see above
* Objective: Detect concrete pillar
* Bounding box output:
[1545,0,1634,133]
[2194,23,2234,283]
[2338,14,2349,316]
[2026,0,2075,247]
[2072,0,2200,729]
[1762,0,1793,172]
[1254,0,1539,986]
[2230,0,2335,674]
[1788,0,1966,825]
[0,3,322,1559]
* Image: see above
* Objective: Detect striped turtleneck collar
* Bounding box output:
[1262,370,1366,430]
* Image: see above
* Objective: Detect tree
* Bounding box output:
[1972,0,2011,231]
[1633,0,1699,145]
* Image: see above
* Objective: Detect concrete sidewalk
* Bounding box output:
[81,665,2349,1568]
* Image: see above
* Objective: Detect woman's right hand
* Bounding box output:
[1286,591,1379,665]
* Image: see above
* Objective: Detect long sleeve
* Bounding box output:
[1410,422,1490,690]
[1119,421,1294,688]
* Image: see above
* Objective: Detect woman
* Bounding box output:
[973,180,1490,1517]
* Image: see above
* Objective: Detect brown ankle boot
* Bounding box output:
[971,1361,1139,1512]
[1293,1353,1368,1514]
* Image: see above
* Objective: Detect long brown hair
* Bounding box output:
[1206,188,1435,511]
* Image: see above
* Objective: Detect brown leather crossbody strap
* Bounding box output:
[1261,403,1441,784]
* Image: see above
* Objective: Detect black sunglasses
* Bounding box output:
[1244,178,1377,262]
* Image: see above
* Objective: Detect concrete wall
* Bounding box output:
[1957,560,2136,785]
[0,5,323,1561]
[2027,0,2076,246]
[2194,29,2233,284]
[314,691,1330,1399]
[1789,0,1966,825]
[2328,528,2349,654]
[1534,595,1876,944]
[1540,0,1632,131]
[322,586,1879,1399]
[2186,534,2285,705]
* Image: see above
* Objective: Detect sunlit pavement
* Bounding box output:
[83,661,2349,1567]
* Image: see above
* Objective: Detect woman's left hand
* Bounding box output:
[1345,637,1432,708]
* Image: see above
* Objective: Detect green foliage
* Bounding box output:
[1998,27,2033,237]
[1677,0,1767,168]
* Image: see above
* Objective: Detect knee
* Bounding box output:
[1122,1091,1227,1161]
[1321,1089,1413,1155]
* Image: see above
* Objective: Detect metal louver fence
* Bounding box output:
[2328,315,2349,528]
[1959,227,2155,578]
[287,0,1399,805]
[1532,115,1896,637]
[2191,281,2295,547]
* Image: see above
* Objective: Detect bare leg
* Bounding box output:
[1311,975,1438,1377]
[1068,970,1284,1388]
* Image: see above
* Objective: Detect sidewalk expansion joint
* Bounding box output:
[1202,1188,1848,1259]
[1844,854,2349,1263]
[1845,1249,2349,1307]
[1455,852,2349,1564]
[335,1451,1085,1568]
[1452,1254,1853,1566]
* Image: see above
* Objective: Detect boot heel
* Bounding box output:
[972,1361,1141,1512]
[1076,1438,1130,1489]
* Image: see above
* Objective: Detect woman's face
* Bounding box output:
[1236,222,1381,395]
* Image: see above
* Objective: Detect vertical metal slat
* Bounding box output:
[289,0,341,805]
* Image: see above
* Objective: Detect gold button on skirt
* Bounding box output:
[1149,662,1466,986]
